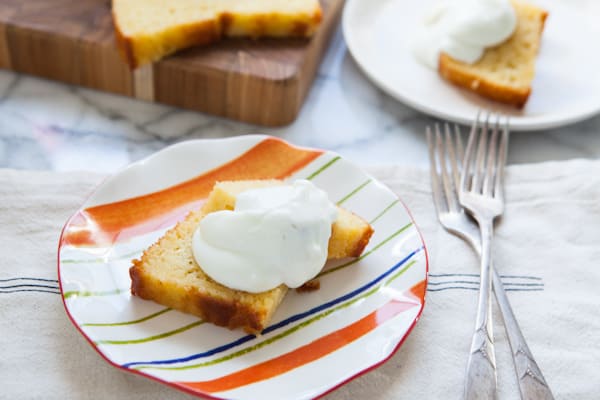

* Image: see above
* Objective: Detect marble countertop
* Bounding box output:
[1,27,599,174]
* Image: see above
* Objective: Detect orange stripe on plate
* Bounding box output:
[62,138,322,246]
[179,299,418,394]
[409,279,427,301]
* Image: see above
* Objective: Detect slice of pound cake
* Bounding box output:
[130,180,373,334]
[112,0,323,68]
[439,1,548,108]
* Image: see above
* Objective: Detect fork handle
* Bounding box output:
[492,270,555,400]
[464,221,496,400]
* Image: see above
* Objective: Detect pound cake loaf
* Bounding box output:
[113,0,323,68]
[439,1,547,108]
[130,180,374,334]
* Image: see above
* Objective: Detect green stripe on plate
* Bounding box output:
[336,179,372,206]
[63,288,128,299]
[305,156,341,180]
[369,199,400,225]
[95,320,205,345]
[385,260,417,287]
[82,308,172,327]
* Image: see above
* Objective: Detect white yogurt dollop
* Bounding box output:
[413,0,517,68]
[192,180,338,293]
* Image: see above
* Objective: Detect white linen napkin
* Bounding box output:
[1,160,598,399]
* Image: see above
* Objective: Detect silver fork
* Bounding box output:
[460,113,506,400]
[427,120,554,400]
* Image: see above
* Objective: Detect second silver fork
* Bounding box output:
[427,120,554,400]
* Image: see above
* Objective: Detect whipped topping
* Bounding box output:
[192,180,338,293]
[413,0,517,68]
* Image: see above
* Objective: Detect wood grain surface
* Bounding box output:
[0,0,342,126]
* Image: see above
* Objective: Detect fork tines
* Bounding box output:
[461,113,510,200]
[427,114,510,212]
[426,123,464,215]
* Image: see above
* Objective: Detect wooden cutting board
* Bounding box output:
[0,0,342,126]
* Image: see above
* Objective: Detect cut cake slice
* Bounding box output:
[130,180,374,334]
[438,1,548,108]
[112,0,323,68]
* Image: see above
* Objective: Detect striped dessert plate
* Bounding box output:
[58,135,428,400]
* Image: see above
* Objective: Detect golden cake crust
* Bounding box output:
[438,1,548,108]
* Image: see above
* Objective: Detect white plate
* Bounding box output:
[343,0,600,131]
[58,135,428,400]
